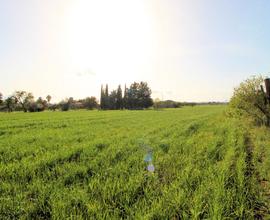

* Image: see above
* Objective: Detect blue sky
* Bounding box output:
[1,0,270,102]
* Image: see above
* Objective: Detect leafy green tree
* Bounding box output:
[36,97,47,111]
[127,82,139,109]
[116,85,123,109]
[126,82,153,109]
[14,91,34,112]
[28,97,47,112]
[104,84,109,109]
[230,76,270,126]
[46,95,52,105]
[138,81,153,108]
[84,96,98,110]
[4,96,17,112]
[49,104,58,111]
[123,84,127,109]
[60,100,70,111]
[105,84,109,97]
[28,102,37,112]
[45,95,52,110]
[100,82,153,110]
[100,84,110,110]
[109,90,117,109]
[100,85,106,110]
[0,92,3,105]
[59,97,73,111]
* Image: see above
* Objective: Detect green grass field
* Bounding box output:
[0,106,269,219]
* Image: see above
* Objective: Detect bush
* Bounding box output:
[229,76,270,126]
[61,102,70,111]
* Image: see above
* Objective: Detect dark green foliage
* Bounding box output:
[4,96,17,112]
[105,84,109,109]
[28,194,52,219]
[60,101,70,111]
[36,97,47,111]
[83,97,98,110]
[123,84,127,108]
[100,85,105,110]
[100,84,110,110]
[159,141,170,153]
[116,85,123,109]
[125,82,153,109]
[48,104,58,111]
[0,92,3,105]
[108,89,118,110]
[100,82,153,110]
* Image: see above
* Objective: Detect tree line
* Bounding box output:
[100,81,153,110]
[0,81,154,112]
[0,90,99,112]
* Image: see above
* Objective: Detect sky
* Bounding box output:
[1,0,270,102]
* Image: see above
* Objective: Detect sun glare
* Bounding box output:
[66,0,154,85]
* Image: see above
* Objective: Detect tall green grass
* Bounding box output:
[0,106,264,219]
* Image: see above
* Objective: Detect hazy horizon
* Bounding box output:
[1,0,270,102]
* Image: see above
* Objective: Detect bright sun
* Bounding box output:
[66,0,155,85]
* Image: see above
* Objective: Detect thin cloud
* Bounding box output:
[76,69,96,77]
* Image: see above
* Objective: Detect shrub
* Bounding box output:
[229,76,270,126]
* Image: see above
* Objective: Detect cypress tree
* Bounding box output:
[100,85,104,109]
[116,85,123,109]
[105,84,109,97]
[109,90,117,110]
[123,84,127,109]
[105,84,109,109]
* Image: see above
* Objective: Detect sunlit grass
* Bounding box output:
[0,106,265,218]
